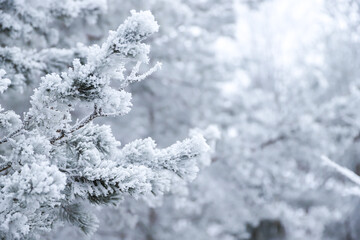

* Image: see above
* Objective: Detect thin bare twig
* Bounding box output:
[259,134,287,149]
[0,162,12,173]
[50,105,123,144]
[50,105,101,144]
[0,126,24,145]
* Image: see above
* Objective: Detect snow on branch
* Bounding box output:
[0,0,106,43]
[0,11,212,240]
[0,69,11,93]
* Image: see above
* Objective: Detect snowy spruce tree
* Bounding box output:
[0,9,212,240]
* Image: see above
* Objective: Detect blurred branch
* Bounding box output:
[255,127,298,151]
[353,131,360,142]
[321,155,360,186]
[259,134,287,149]
[0,161,12,173]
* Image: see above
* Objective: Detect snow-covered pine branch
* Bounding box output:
[0,46,88,91]
[0,11,211,240]
[0,0,107,91]
[0,0,106,44]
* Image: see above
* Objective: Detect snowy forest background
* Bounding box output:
[1,0,360,239]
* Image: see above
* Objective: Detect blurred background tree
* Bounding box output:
[3,0,360,239]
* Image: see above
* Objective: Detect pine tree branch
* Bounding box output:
[0,102,123,147]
